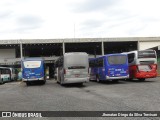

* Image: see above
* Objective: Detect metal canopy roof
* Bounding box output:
[0,37,160,44]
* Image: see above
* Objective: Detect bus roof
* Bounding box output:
[89,53,127,60]
[64,52,88,56]
[104,53,127,56]
[123,49,155,54]
[22,57,44,61]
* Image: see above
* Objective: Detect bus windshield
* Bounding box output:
[108,55,127,65]
[65,54,88,68]
[23,61,41,68]
[138,50,156,58]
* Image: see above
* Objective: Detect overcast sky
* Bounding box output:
[0,0,160,39]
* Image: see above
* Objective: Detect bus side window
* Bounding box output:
[2,69,5,74]
[89,61,92,67]
[98,59,103,67]
[89,60,96,67]
[6,70,10,74]
[56,57,63,68]
[128,53,135,63]
[59,57,63,67]
[95,60,98,67]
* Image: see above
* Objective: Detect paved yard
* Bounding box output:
[0,78,159,120]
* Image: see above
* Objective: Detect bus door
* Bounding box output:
[90,59,97,80]
[98,58,106,80]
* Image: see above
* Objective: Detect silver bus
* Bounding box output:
[9,68,18,81]
[54,52,89,85]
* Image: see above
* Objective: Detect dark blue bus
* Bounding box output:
[89,54,129,82]
[22,58,46,85]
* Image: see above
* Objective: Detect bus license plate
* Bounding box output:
[116,74,120,76]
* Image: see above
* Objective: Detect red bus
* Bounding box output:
[125,50,157,81]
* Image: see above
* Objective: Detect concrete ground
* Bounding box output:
[0,78,159,120]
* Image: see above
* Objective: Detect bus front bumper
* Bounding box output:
[106,75,129,80]
[63,77,89,84]
[22,77,44,82]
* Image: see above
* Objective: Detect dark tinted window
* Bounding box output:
[97,58,103,67]
[89,60,96,67]
[108,55,127,65]
[139,61,155,65]
[68,66,85,69]
[128,53,135,63]
[138,51,156,58]
[55,57,63,67]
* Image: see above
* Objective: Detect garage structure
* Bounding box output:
[0,37,160,77]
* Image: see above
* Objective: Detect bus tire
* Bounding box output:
[128,78,133,81]
[42,80,46,85]
[60,77,63,85]
[96,75,100,83]
[26,82,30,86]
[139,78,145,82]
[0,80,3,84]
[79,83,83,86]
[1,79,4,84]
[57,81,59,84]
[113,80,119,82]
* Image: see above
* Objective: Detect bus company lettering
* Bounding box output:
[12,112,42,117]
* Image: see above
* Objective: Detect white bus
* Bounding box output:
[54,52,89,85]
[0,67,11,84]
[125,49,157,81]
[0,67,18,84]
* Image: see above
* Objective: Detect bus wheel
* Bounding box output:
[42,80,46,85]
[60,77,63,85]
[78,83,83,86]
[128,78,133,81]
[1,80,4,84]
[1,79,4,84]
[26,82,30,86]
[113,80,119,83]
[96,76,100,83]
[139,78,145,82]
[57,81,59,84]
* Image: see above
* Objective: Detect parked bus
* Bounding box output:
[9,68,18,81]
[125,49,157,81]
[89,54,129,82]
[54,52,89,85]
[22,58,46,85]
[0,67,11,84]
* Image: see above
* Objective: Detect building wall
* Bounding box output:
[139,41,160,50]
[0,49,16,59]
